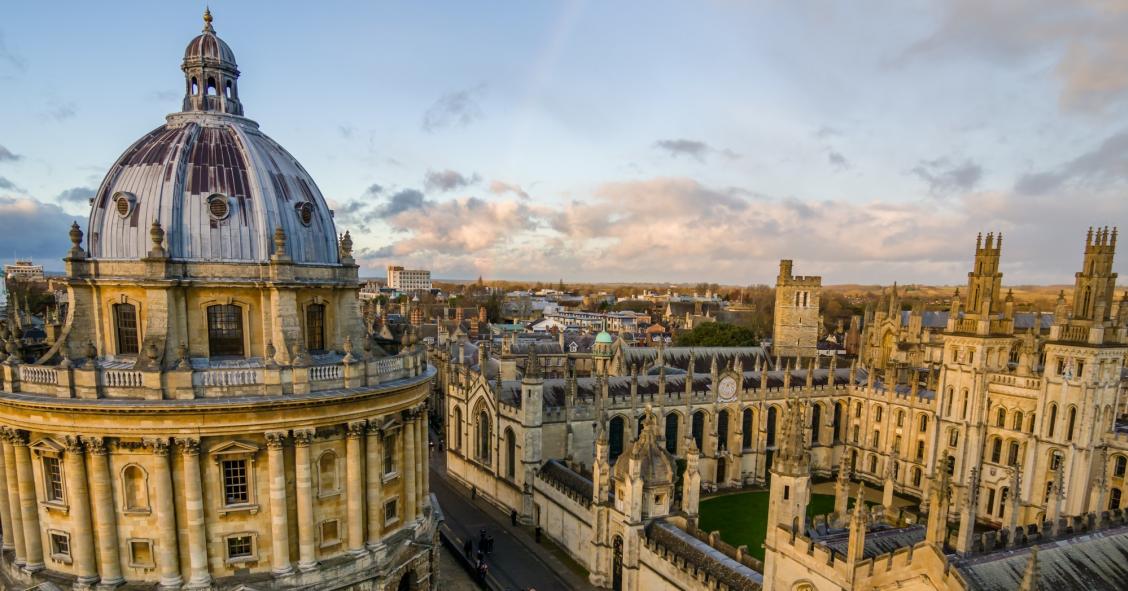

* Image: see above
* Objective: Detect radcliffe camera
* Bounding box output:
[0,4,1125,591]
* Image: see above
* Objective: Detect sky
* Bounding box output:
[1,1,1127,286]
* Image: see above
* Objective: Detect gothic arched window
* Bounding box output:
[610,416,625,460]
[742,408,753,449]
[692,411,706,451]
[476,410,491,462]
[665,413,679,453]
[1046,404,1058,438]
[505,428,516,480]
[717,410,730,451]
[1066,406,1077,441]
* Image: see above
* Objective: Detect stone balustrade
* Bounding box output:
[18,366,57,386]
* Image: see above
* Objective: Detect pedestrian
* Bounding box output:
[476,549,484,563]
[535,526,542,543]
[477,561,488,581]
[429,439,435,455]
[463,537,473,558]
[471,486,477,500]
[510,509,518,526]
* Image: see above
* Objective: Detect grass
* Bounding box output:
[698,490,837,561]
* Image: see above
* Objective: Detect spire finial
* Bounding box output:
[203,7,215,33]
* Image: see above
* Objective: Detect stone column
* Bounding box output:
[293,429,317,571]
[265,431,293,575]
[181,438,211,588]
[366,421,385,548]
[419,412,429,510]
[404,413,417,522]
[2,433,25,565]
[346,421,367,554]
[87,437,124,586]
[13,430,44,571]
[149,438,182,588]
[0,434,14,551]
[64,436,98,585]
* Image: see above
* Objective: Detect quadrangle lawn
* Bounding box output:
[697,491,837,561]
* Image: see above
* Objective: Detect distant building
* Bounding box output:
[772,259,821,360]
[387,265,432,291]
[3,260,45,283]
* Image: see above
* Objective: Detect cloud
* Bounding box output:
[0,177,19,191]
[815,126,842,139]
[56,186,96,205]
[0,31,26,76]
[1015,128,1128,195]
[422,86,485,132]
[911,158,983,197]
[0,144,19,162]
[423,169,479,193]
[653,139,740,162]
[489,180,530,200]
[0,197,76,269]
[828,151,849,169]
[372,189,428,219]
[899,1,1128,112]
[42,101,76,121]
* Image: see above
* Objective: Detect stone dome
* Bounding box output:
[613,411,676,485]
[86,11,339,265]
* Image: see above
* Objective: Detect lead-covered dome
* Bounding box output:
[86,10,339,265]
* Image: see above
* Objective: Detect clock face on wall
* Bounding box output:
[717,376,738,402]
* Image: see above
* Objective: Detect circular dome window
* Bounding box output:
[113,192,136,218]
[207,194,230,220]
[296,202,314,226]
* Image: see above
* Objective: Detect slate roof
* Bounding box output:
[818,524,926,560]
[645,520,763,590]
[953,524,1128,591]
[621,346,773,373]
[896,311,1054,331]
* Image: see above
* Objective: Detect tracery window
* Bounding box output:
[1115,455,1127,478]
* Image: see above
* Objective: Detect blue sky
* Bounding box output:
[1,1,1127,285]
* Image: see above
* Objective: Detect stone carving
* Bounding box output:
[180,437,201,456]
[265,431,287,449]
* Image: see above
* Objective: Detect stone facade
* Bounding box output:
[772,260,821,360]
[0,11,438,591]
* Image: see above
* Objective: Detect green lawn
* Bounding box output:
[698,491,837,561]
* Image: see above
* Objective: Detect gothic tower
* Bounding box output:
[763,395,811,583]
[772,260,821,360]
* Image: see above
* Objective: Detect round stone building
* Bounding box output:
[0,10,437,591]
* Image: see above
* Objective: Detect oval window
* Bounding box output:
[113,192,136,218]
[296,202,314,226]
[208,194,230,220]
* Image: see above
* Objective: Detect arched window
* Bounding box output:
[692,411,706,452]
[919,414,928,433]
[122,465,148,512]
[505,428,516,480]
[868,455,877,473]
[945,388,954,416]
[305,303,326,352]
[318,451,339,494]
[1028,412,1037,433]
[999,487,1009,518]
[990,438,1002,463]
[1013,411,1024,431]
[961,389,968,419]
[1081,286,1092,318]
[453,407,463,451]
[1047,404,1058,438]
[1008,441,1020,466]
[874,406,883,422]
[206,77,217,96]
[915,440,925,461]
[1115,455,1127,478]
[766,407,777,447]
[996,407,1006,427]
[912,466,922,487]
[742,409,753,450]
[113,302,140,355]
[855,402,863,418]
[895,411,904,428]
[225,80,233,99]
[610,416,625,460]
[811,404,821,445]
[476,410,491,462]
[191,77,199,95]
[717,410,730,451]
[1111,488,1122,510]
[206,304,244,357]
[665,413,679,453]
[833,403,843,442]
[1066,407,1077,441]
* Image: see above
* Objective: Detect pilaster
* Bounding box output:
[265,431,293,575]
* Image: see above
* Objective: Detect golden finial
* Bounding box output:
[203,7,214,32]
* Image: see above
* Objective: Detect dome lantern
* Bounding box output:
[181,9,243,116]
